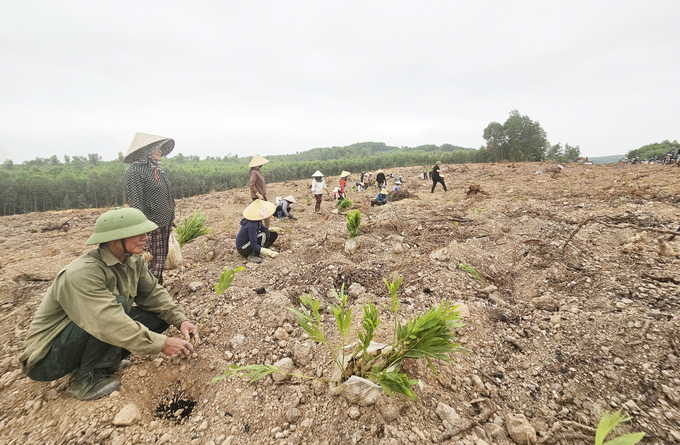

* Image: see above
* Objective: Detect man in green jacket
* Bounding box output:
[20,207,199,401]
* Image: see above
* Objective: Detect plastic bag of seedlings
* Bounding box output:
[164,232,183,270]
[329,341,392,406]
[330,375,382,406]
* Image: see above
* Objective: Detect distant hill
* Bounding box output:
[588,155,623,165]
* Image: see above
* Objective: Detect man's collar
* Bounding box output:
[99,244,123,266]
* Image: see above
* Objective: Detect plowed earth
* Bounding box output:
[0,163,679,445]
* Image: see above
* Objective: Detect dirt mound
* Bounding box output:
[1,163,679,444]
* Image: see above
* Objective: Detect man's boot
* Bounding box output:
[69,369,121,401]
[247,254,262,263]
[315,204,320,212]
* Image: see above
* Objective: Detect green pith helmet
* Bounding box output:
[85,207,158,245]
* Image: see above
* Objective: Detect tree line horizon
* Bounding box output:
[0,110,672,216]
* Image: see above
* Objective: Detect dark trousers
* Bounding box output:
[237,229,278,257]
[431,177,447,193]
[26,296,168,382]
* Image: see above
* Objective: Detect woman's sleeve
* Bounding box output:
[248,224,262,253]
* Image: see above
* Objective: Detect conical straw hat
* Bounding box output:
[124,132,174,163]
[379,188,388,196]
[249,155,270,168]
[340,171,351,178]
[243,199,276,221]
[312,170,324,177]
[376,169,383,174]
[283,195,296,203]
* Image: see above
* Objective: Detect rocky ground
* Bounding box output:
[0,162,679,445]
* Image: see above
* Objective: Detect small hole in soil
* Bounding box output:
[155,390,197,423]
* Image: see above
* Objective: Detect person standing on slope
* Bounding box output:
[431,161,448,193]
[124,132,176,285]
[310,170,329,212]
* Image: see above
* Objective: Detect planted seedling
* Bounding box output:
[346,210,361,239]
[459,262,483,282]
[193,266,245,345]
[594,409,644,445]
[213,274,467,402]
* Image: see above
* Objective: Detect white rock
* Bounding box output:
[285,408,301,423]
[214,435,226,445]
[435,402,462,430]
[347,282,366,298]
[348,407,361,420]
[112,403,141,426]
[274,327,289,340]
[188,281,205,292]
[292,341,313,367]
[453,302,470,318]
[272,358,295,383]
[230,335,245,349]
[504,413,537,445]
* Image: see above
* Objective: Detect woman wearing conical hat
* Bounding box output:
[310,171,329,213]
[338,171,350,206]
[370,188,388,207]
[276,195,297,220]
[249,155,269,202]
[375,169,387,190]
[235,200,282,263]
[123,132,175,284]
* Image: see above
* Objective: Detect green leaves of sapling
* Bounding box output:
[287,293,327,345]
[214,266,246,295]
[210,364,279,384]
[595,409,645,445]
[357,302,379,361]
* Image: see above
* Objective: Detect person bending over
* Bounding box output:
[235,199,283,263]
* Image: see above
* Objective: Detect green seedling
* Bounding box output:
[459,262,483,281]
[175,209,213,247]
[214,274,466,402]
[594,409,644,445]
[337,199,354,210]
[193,266,245,344]
[475,208,485,213]
[346,210,361,239]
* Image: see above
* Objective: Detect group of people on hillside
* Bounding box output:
[18,132,449,402]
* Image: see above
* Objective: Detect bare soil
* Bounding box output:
[1,163,679,445]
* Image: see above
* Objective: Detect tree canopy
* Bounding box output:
[483,110,550,162]
[626,140,680,161]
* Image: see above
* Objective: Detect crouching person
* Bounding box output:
[236,199,282,263]
[370,188,388,207]
[276,195,297,220]
[20,207,199,401]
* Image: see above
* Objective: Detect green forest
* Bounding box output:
[625,140,680,161]
[11,109,667,216]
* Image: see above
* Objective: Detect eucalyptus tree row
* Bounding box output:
[1,147,484,216]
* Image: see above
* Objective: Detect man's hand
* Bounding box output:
[180,320,199,345]
[161,337,194,358]
[268,227,283,234]
[259,248,279,258]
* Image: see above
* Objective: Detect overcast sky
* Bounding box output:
[1,0,678,163]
